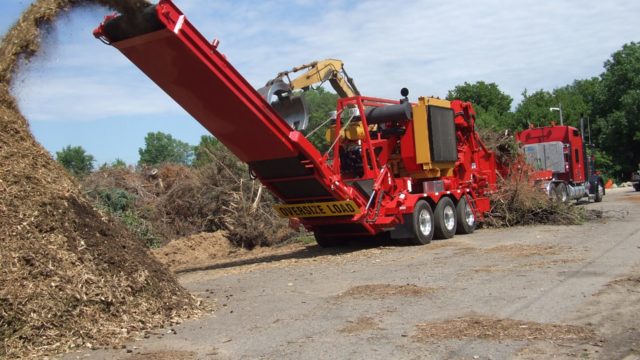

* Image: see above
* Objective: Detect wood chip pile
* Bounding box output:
[0,1,200,358]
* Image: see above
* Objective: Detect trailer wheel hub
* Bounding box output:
[464,203,475,227]
[418,209,432,236]
[444,205,455,231]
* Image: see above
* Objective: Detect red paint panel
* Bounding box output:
[112,29,297,163]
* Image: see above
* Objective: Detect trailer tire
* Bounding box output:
[409,200,434,245]
[594,180,604,203]
[456,197,476,235]
[434,197,457,239]
[314,233,336,248]
[555,183,568,204]
[549,183,557,200]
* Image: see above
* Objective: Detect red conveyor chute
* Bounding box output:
[94,0,379,236]
[95,1,299,163]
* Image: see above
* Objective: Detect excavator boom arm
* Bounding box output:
[279,59,360,98]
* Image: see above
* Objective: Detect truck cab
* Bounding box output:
[516,124,604,203]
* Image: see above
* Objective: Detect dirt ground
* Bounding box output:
[63,188,640,360]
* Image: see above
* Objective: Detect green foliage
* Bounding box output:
[193,135,246,176]
[592,42,640,179]
[111,158,127,168]
[446,81,515,130]
[515,78,600,130]
[302,87,339,152]
[591,148,616,180]
[138,131,193,166]
[291,234,316,245]
[447,81,512,114]
[99,158,127,171]
[119,210,160,248]
[553,78,599,126]
[475,107,516,132]
[92,187,159,248]
[513,89,555,129]
[55,145,95,178]
[193,135,221,167]
[97,188,135,213]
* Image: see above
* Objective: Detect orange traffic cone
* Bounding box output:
[605,179,613,189]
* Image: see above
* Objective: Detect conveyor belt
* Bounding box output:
[94,0,348,205]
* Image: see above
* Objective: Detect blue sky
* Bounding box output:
[2,0,639,165]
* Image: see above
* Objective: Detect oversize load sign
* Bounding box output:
[273,200,360,218]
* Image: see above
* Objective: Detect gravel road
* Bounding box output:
[65,188,640,360]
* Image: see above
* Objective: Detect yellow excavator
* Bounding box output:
[279,59,360,98]
[257,59,359,131]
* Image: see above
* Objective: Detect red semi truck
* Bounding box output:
[516,123,605,203]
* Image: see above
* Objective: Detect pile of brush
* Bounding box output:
[485,168,586,227]
[476,128,521,167]
[82,146,294,249]
[473,129,585,227]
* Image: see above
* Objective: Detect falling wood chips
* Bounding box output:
[413,316,595,343]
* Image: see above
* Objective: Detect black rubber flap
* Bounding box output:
[102,5,164,43]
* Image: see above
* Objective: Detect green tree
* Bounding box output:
[515,78,600,130]
[446,81,514,130]
[111,158,127,168]
[447,81,512,114]
[513,89,555,129]
[55,145,95,177]
[301,87,339,152]
[193,135,221,167]
[192,135,246,175]
[592,42,640,179]
[138,131,193,166]
[552,78,600,127]
[99,158,127,170]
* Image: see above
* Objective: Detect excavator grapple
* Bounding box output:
[95,0,502,246]
[257,78,309,131]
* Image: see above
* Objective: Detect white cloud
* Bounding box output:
[12,0,640,125]
[178,0,639,104]
[13,69,184,121]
